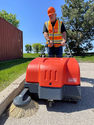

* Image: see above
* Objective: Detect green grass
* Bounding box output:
[74,55,94,63]
[0,53,94,92]
[0,53,40,92]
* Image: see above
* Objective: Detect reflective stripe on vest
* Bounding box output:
[45,20,63,47]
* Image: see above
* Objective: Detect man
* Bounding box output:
[43,7,67,57]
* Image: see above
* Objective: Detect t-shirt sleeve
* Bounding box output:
[61,23,66,33]
[43,23,48,33]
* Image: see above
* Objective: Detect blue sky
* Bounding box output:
[0,0,94,53]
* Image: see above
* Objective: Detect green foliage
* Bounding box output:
[61,0,94,54]
[25,44,32,53]
[0,10,20,28]
[32,43,44,53]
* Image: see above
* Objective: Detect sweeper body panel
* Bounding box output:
[25,57,81,103]
[26,57,80,87]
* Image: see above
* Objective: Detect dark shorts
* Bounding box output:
[47,46,63,57]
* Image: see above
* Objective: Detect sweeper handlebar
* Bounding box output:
[41,42,72,57]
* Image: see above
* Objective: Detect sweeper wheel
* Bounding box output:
[48,101,52,107]
[48,101,53,107]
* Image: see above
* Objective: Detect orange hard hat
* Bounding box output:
[47,7,56,16]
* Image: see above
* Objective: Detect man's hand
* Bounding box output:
[49,40,53,47]
[61,41,66,46]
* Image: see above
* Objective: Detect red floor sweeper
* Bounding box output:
[13,44,81,107]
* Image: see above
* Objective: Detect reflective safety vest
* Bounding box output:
[45,20,63,47]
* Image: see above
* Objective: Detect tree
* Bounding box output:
[61,0,94,54]
[32,43,44,53]
[0,10,20,28]
[25,44,32,53]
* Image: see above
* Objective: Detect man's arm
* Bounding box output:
[61,22,67,46]
[44,32,53,47]
[43,23,49,41]
[61,31,66,46]
[44,32,50,41]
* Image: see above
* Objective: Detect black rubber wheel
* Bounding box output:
[48,101,53,107]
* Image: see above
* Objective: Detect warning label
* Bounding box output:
[68,78,77,83]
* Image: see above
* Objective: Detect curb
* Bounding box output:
[0,73,26,116]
